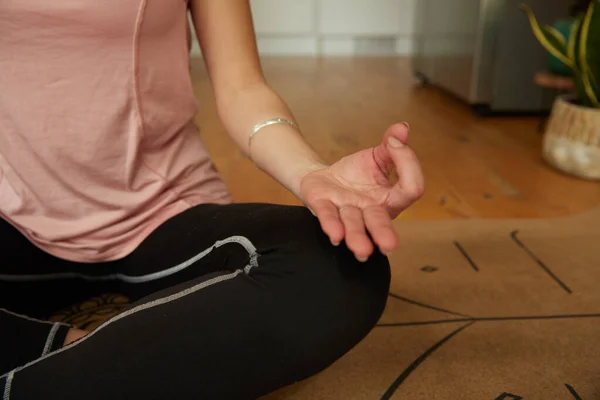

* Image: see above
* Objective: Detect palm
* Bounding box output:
[302,149,392,210]
[299,123,424,261]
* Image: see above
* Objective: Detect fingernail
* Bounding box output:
[380,246,394,256]
[402,122,410,131]
[388,136,404,148]
[331,240,340,247]
[356,255,369,263]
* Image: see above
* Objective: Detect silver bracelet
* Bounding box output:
[249,118,300,148]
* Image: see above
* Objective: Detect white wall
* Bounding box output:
[190,0,417,56]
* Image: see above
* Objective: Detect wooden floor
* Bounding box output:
[191,57,600,221]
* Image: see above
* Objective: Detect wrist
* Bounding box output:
[248,122,328,196]
[291,160,328,197]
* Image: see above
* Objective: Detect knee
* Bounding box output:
[260,205,391,333]
[312,245,391,336]
[286,206,391,319]
[283,210,391,337]
[250,207,391,380]
[266,245,390,378]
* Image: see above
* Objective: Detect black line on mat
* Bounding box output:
[376,313,600,328]
[388,292,470,318]
[454,241,480,271]
[377,318,472,328]
[511,230,572,294]
[494,393,523,400]
[565,384,583,400]
[380,322,474,400]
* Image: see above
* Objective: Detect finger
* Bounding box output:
[310,200,345,246]
[372,122,425,216]
[340,206,374,262]
[363,206,398,255]
[372,122,410,176]
[386,143,425,215]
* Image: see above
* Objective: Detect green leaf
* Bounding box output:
[579,0,600,107]
[585,0,600,106]
[562,13,592,106]
[574,76,594,107]
[520,4,574,68]
[568,15,593,106]
[568,17,582,67]
[546,25,567,46]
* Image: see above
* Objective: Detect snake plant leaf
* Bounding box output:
[545,25,568,47]
[575,75,594,107]
[568,16,582,66]
[579,0,600,107]
[520,4,574,69]
[567,18,593,107]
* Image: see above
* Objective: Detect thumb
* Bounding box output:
[378,123,425,216]
[373,123,411,175]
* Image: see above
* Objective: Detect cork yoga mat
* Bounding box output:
[265,206,600,400]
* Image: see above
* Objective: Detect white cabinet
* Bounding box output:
[318,0,405,35]
[250,0,316,35]
[191,0,418,56]
[398,0,416,35]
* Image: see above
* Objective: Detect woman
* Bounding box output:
[0,1,424,399]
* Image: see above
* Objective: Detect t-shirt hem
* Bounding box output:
[13,194,231,264]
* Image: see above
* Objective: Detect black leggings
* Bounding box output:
[0,203,390,399]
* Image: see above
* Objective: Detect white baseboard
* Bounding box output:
[320,38,355,55]
[395,36,414,55]
[190,35,415,57]
[256,37,319,56]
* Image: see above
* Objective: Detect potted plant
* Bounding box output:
[521,0,600,180]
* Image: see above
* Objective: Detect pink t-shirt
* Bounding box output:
[0,1,231,263]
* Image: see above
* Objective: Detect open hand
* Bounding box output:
[299,123,424,261]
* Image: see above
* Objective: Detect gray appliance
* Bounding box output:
[412,0,572,115]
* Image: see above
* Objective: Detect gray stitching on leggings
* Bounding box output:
[3,371,13,400]
[0,262,257,380]
[41,323,61,357]
[0,309,69,327]
[0,235,258,283]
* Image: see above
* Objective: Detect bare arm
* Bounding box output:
[189,1,424,259]
[189,0,326,196]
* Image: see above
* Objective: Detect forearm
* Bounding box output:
[216,83,327,196]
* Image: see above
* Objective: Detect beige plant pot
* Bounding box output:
[543,95,600,180]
